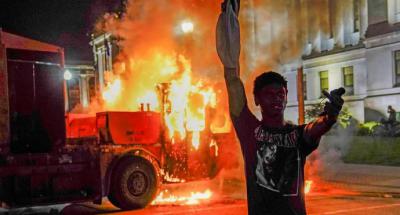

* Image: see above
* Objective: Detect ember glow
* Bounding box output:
[161,170,186,183]
[151,189,212,205]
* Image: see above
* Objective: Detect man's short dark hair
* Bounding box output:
[253,71,288,97]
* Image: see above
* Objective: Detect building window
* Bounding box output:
[353,0,361,32]
[396,0,400,22]
[88,76,97,103]
[388,0,400,24]
[395,50,400,86]
[66,76,81,111]
[303,73,307,100]
[319,71,329,97]
[342,66,354,95]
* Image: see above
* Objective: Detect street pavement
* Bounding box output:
[64,163,400,214]
[320,163,400,194]
[2,163,400,214]
[57,194,400,215]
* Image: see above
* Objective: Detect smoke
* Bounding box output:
[87,0,356,113]
[305,124,356,192]
[239,0,353,80]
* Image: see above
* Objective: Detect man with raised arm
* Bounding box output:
[216,1,345,214]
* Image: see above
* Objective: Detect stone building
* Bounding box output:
[284,0,400,123]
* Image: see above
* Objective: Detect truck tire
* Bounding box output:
[108,156,158,210]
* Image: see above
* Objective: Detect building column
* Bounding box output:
[79,75,89,108]
[360,0,368,39]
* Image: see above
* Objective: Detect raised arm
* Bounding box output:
[224,67,247,117]
[216,0,246,117]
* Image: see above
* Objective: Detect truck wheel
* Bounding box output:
[109,157,158,210]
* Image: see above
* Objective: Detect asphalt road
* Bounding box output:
[2,192,399,215]
[2,174,400,215]
[51,193,400,215]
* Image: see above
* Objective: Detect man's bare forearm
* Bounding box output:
[303,115,336,143]
[224,67,247,118]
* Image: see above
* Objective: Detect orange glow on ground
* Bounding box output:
[151,189,212,205]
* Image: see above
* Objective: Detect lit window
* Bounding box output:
[353,0,361,32]
[319,71,329,97]
[395,50,400,86]
[342,66,354,95]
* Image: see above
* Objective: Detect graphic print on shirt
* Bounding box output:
[254,125,300,196]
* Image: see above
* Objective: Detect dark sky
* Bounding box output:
[0,0,124,63]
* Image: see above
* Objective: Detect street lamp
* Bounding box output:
[180,21,194,34]
[64,69,72,80]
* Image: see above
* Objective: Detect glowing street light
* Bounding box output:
[181,21,194,34]
[64,70,72,80]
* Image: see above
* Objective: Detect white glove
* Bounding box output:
[216,0,240,69]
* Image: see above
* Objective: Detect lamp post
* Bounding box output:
[63,69,72,81]
[177,20,195,63]
[181,21,194,34]
[297,67,305,125]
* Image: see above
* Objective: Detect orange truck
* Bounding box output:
[0,30,233,210]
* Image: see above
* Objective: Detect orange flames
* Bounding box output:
[95,0,227,149]
[94,0,232,205]
[151,189,212,205]
[102,78,122,104]
[101,53,217,149]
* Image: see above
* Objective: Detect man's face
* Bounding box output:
[255,84,287,117]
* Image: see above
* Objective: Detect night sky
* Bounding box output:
[0,0,124,63]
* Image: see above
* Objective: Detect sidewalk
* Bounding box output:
[320,163,400,194]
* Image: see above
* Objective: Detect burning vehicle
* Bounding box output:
[0,29,237,210]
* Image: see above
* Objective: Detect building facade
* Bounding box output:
[285,0,400,124]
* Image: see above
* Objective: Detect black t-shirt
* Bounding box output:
[232,106,319,215]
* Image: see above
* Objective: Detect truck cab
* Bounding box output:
[0,30,103,207]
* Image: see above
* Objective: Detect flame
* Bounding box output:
[191,131,200,150]
[305,180,313,194]
[209,139,218,157]
[151,189,212,205]
[94,0,225,152]
[162,170,186,183]
[153,55,217,149]
[102,78,122,104]
[99,51,218,150]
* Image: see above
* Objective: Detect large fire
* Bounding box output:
[101,53,217,149]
